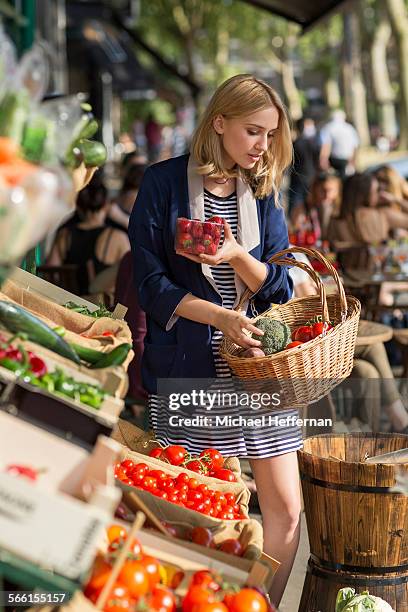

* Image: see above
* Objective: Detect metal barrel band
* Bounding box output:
[300,472,397,494]
[310,553,408,575]
[307,559,408,586]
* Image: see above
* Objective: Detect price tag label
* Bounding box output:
[0,473,108,579]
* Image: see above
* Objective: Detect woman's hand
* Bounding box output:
[176,221,244,266]
[214,308,264,349]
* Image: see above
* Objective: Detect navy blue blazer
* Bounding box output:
[128,154,293,394]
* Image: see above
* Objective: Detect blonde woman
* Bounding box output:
[129,75,298,606]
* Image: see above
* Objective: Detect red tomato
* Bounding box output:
[185,459,207,474]
[311,321,333,338]
[117,561,149,598]
[187,490,203,504]
[218,539,243,556]
[191,570,220,591]
[211,468,237,482]
[199,449,224,470]
[176,472,190,484]
[163,445,187,466]
[142,475,158,491]
[195,603,229,612]
[293,325,313,343]
[120,460,134,472]
[131,463,149,477]
[229,589,268,612]
[188,477,199,490]
[85,556,111,596]
[191,526,214,547]
[286,341,303,349]
[147,584,176,611]
[149,469,167,482]
[149,448,164,459]
[224,493,235,505]
[140,555,160,588]
[182,586,215,612]
[103,584,132,612]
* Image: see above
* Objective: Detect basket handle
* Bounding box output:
[236,246,347,321]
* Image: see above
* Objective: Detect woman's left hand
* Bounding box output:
[176,221,244,266]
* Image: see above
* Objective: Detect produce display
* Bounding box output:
[0,302,131,369]
[242,315,334,357]
[336,587,395,612]
[148,445,237,481]
[175,217,224,255]
[0,333,106,408]
[84,523,273,612]
[115,460,246,520]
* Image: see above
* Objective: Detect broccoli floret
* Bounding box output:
[254,318,291,354]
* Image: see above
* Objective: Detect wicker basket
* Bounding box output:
[220,246,361,407]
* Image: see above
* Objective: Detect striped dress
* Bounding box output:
[149,189,303,458]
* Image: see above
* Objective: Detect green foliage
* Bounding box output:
[121,99,175,132]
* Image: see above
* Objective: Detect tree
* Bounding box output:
[341,8,370,146]
[385,0,408,148]
[370,2,397,140]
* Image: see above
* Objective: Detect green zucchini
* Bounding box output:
[90,343,132,369]
[0,302,81,364]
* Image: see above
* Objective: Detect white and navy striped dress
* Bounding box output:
[149,189,303,458]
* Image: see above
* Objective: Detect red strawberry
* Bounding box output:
[208,215,224,225]
[194,243,206,254]
[178,233,193,249]
[202,234,213,246]
[205,243,217,255]
[203,222,213,235]
[192,223,204,239]
[178,218,192,233]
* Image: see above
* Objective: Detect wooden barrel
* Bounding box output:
[298,433,408,612]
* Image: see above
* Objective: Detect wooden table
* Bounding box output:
[355,320,394,347]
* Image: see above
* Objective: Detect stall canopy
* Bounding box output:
[240,0,347,30]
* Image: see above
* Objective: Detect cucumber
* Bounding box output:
[69,342,105,365]
[0,90,30,143]
[77,138,107,167]
[90,343,132,369]
[0,302,80,364]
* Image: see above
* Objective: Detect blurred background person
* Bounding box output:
[290,170,341,242]
[319,109,359,179]
[47,173,130,297]
[108,163,147,230]
[288,117,320,218]
[145,113,163,163]
[375,165,408,212]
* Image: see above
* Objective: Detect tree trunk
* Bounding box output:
[371,4,397,140]
[280,25,302,121]
[341,10,371,146]
[325,77,341,110]
[385,0,408,149]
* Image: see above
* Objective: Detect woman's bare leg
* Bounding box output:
[249,452,301,607]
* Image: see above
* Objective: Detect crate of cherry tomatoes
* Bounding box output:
[114,448,250,529]
[175,216,224,256]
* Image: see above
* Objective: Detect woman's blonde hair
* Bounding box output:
[191,74,292,201]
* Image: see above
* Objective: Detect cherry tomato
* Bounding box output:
[117,560,149,598]
[218,538,243,556]
[120,459,134,472]
[187,490,203,504]
[140,555,161,588]
[142,475,158,491]
[176,472,190,485]
[108,536,143,557]
[149,469,167,482]
[229,588,268,612]
[107,524,127,544]
[211,468,237,482]
[131,463,149,478]
[185,459,207,474]
[146,584,176,611]
[149,448,164,459]
[103,584,133,612]
[182,586,215,612]
[188,477,199,490]
[191,527,214,548]
[195,603,229,612]
[293,325,313,343]
[199,449,224,470]
[191,570,221,591]
[163,445,187,466]
[224,493,235,505]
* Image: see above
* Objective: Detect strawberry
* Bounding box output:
[203,222,214,235]
[202,234,213,246]
[178,218,192,233]
[178,233,193,249]
[195,243,206,254]
[208,215,224,225]
[205,243,217,255]
[192,223,204,239]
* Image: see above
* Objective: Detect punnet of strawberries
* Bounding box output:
[175,216,225,256]
[115,460,246,520]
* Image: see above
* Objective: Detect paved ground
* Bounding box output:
[280,513,310,612]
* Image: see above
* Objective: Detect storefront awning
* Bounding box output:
[240,0,347,30]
